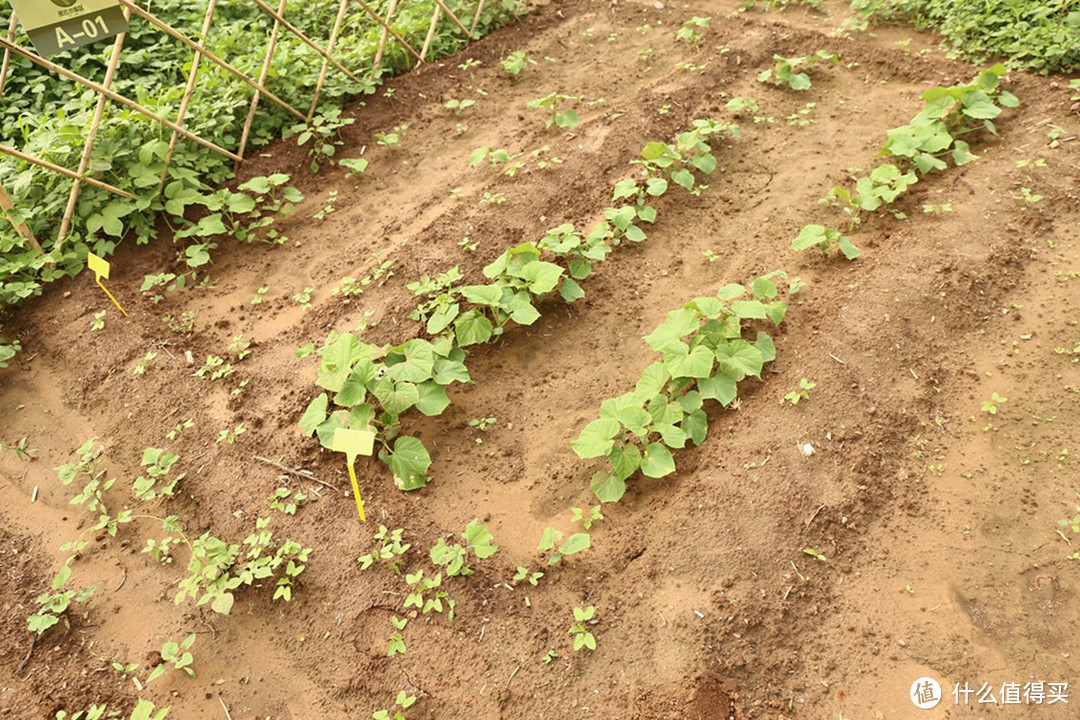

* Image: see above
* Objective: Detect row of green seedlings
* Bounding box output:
[54,699,170,720]
[30,438,310,646]
[298,119,740,490]
[572,271,800,502]
[792,64,1020,260]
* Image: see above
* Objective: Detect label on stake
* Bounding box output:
[332,428,375,522]
[87,252,128,316]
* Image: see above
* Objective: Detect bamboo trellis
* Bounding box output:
[0,0,485,253]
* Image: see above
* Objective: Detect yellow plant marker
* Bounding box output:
[87,252,128,317]
[331,427,376,522]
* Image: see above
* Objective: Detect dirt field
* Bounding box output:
[2,0,1079,718]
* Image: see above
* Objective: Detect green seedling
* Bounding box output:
[27,565,95,635]
[293,287,313,309]
[430,519,499,576]
[375,125,407,153]
[445,98,475,115]
[146,634,196,683]
[569,606,597,651]
[55,697,169,720]
[542,649,559,664]
[538,527,591,566]
[784,378,816,405]
[90,309,106,331]
[230,334,251,361]
[1019,187,1043,205]
[571,505,604,530]
[314,190,338,221]
[981,392,1007,414]
[132,351,158,376]
[702,248,719,262]
[269,487,307,515]
[501,50,535,77]
[527,93,581,130]
[2,436,35,461]
[230,378,250,397]
[514,566,544,586]
[676,16,711,45]
[756,51,840,90]
[133,447,184,501]
[358,525,411,573]
[111,661,139,678]
[469,146,515,169]
[404,570,455,621]
[922,202,953,214]
[166,419,193,441]
[480,192,507,206]
[787,102,816,126]
[163,310,195,334]
[373,690,417,720]
[458,58,481,71]
[283,108,354,173]
[216,424,245,444]
[791,224,860,260]
[194,355,233,381]
[387,616,407,656]
[1016,158,1046,169]
[469,416,497,431]
[458,236,478,252]
[250,286,269,305]
[340,157,368,183]
[802,547,827,562]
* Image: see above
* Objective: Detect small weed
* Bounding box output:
[313,190,338,221]
[702,248,720,262]
[340,157,368,183]
[445,98,475,115]
[216,424,245,444]
[458,58,481,72]
[269,487,308,515]
[513,566,544,586]
[166,419,194,441]
[90,310,106,332]
[538,527,590,566]
[981,392,1007,415]
[194,355,234,381]
[501,50,535,78]
[480,192,507,206]
[27,565,94,635]
[756,50,840,90]
[784,378,816,405]
[527,93,581,130]
[132,351,158,376]
[922,202,953,214]
[283,108,354,173]
[358,525,411,574]
[676,16,711,45]
[569,605,597,651]
[146,634,196,683]
[387,616,408,656]
[373,690,417,720]
[163,310,195,334]
[230,335,251,361]
[1019,187,1043,205]
[293,287,314,309]
[802,547,827,562]
[571,505,604,530]
[250,286,269,305]
[458,236,478,252]
[786,102,816,126]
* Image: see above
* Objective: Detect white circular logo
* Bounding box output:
[910,677,942,709]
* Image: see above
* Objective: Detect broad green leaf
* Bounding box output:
[609,444,642,480]
[607,205,636,231]
[998,90,1019,108]
[560,533,591,555]
[558,277,585,302]
[645,177,668,196]
[676,390,703,413]
[670,168,695,190]
[570,418,620,459]
[383,437,431,490]
[682,408,708,445]
[754,331,777,363]
[298,394,328,436]
[716,340,764,379]
[960,90,1000,119]
[601,391,645,419]
[591,470,626,503]
[415,381,451,416]
[766,301,787,325]
[520,260,564,294]
[641,141,667,160]
[461,285,502,306]
[731,300,767,320]
[665,344,714,379]
[433,357,471,385]
[538,527,563,551]
[455,311,493,346]
[317,333,363,391]
[837,235,861,260]
[716,283,746,301]
[612,178,638,200]
[427,302,460,334]
[693,153,717,174]
[640,442,676,478]
[334,361,376,407]
[643,308,699,351]
[386,339,434,383]
[613,406,652,437]
[656,423,688,449]
[624,224,647,242]
[686,296,725,319]
[699,371,738,406]
[383,381,419,414]
[635,362,670,398]
[750,276,778,299]
[463,520,498,558]
[791,224,827,251]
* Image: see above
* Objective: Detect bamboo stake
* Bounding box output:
[237,0,287,170]
[0,38,240,161]
[157,0,218,193]
[0,13,16,99]
[0,143,133,197]
[432,0,472,38]
[250,0,361,84]
[0,185,43,255]
[470,0,488,36]
[351,0,423,64]
[372,0,399,72]
[420,5,441,62]
[56,6,132,246]
[114,0,306,121]
[307,0,349,119]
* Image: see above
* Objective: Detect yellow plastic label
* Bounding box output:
[87,252,109,279]
[331,427,375,465]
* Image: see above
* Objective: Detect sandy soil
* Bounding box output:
[2,1,1079,718]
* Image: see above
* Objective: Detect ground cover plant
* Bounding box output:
[1,0,1078,717]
